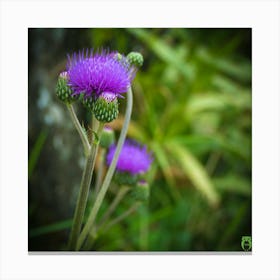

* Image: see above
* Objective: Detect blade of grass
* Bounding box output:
[28,129,48,179]
[29,219,72,238]
[196,47,251,83]
[127,28,194,82]
[151,142,181,201]
[213,175,251,197]
[168,143,220,207]
[218,202,249,249]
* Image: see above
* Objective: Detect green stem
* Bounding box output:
[84,202,140,250]
[91,115,99,142]
[83,227,98,250]
[68,122,104,250]
[94,148,105,196]
[139,204,149,250]
[103,202,141,232]
[76,86,133,250]
[99,186,130,226]
[83,185,130,250]
[67,104,90,155]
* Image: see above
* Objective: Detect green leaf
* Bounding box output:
[127,28,195,82]
[29,219,72,238]
[28,129,48,179]
[196,47,251,83]
[213,175,251,196]
[168,143,220,206]
[186,91,251,116]
[151,142,181,201]
[92,130,99,144]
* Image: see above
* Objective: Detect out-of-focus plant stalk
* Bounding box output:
[84,185,130,250]
[68,122,104,250]
[67,104,90,155]
[84,201,141,250]
[76,86,133,250]
[99,186,130,226]
[94,148,106,196]
[102,202,141,232]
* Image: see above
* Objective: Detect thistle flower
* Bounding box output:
[107,139,153,175]
[67,49,135,99]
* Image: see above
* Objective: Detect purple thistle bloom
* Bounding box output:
[99,91,118,102]
[107,140,153,175]
[67,49,135,98]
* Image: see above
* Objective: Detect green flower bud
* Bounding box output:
[131,180,150,202]
[113,171,138,186]
[81,96,95,112]
[127,52,144,68]
[55,72,77,103]
[93,92,119,123]
[100,126,115,148]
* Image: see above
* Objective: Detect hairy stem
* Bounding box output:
[68,122,104,250]
[76,86,133,250]
[67,104,90,155]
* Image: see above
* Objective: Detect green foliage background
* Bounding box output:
[28,28,251,251]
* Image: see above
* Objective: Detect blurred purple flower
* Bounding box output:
[66,49,135,98]
[107,140,153,175]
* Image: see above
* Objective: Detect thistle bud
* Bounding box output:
[113,171,138,186]
[81,96,95,112]
[55,72,77,103]
[131,180,150,202]
[100,126,115,148]
[127,52,144,68]
[93,92,119,123]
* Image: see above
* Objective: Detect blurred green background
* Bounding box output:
[28,28,251,251]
